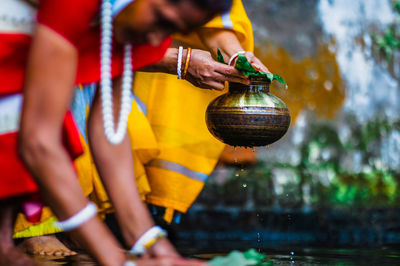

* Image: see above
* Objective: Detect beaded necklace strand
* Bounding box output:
[100,0,132,145]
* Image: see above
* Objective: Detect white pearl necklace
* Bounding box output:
[100,0,132,145]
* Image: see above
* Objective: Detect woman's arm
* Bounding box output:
[19,24,125,266]
[141,47,249,90]
[141,29,271,91]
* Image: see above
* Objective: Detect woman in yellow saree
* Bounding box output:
[133,0,261,222]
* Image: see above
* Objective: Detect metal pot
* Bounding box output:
[205,76,291,147]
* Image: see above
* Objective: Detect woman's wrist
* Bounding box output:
[129,226,168,255]
[139,48,179,74]
[177,47,191,79]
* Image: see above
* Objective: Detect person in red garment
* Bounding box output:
[0,0,231,265]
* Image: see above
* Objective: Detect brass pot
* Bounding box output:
[205,76,291,147]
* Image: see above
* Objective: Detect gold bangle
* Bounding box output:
[182,47,192,79]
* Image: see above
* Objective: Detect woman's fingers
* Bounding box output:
[209,70,248,86]
[184,49,259,90]
[206,80,225,91]
[214,62,244,77]
[148,238,180,258]
[214,63,250,84]
[244,52,271,73]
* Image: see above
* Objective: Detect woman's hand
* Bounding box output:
[137,237,207,265]
[147,237,180,258]
[184,49,250,91]
[231,51,271,74]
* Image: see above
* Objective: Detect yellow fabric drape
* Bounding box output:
[136,0,254,222]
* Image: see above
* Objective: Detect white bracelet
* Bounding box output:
[129,226,167,255]
[228,51,246,66]
[54,202,97,231]
[177,46,183,79]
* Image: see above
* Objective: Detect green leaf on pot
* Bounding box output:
[216,49,286,85]
[272,74,286,84]
[217,49,227,64]
[235,55,287,85]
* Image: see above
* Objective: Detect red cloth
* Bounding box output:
[0,111,82,200]
[0,34,31,96]
[0,0,171,202]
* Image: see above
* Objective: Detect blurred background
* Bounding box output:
[166,0,400,263]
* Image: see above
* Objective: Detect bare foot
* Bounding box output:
[0,245,36,266]
[18,235,77,256]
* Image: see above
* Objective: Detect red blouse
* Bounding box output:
[0,0,171,95]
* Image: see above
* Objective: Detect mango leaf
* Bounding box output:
[216,49,286,85]
[235,54,287,85]
[273,74,286,84]
[217,49,227,64]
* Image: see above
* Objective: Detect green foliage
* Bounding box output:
[299,117,400,208]
[372,26,400,63]
[372,0,400,63]
[220,116,400,209]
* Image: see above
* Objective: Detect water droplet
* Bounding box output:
[242,183,247,188]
